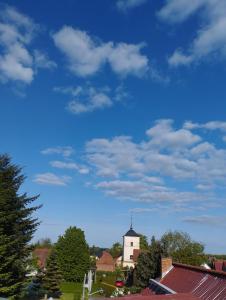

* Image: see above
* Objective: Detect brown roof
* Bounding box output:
[160,262,226,299]
[96,251,116,272]
[33,248,51,269]
[110,294,198,300]
[97,251,115,265]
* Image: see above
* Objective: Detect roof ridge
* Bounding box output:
[173,262,226,277]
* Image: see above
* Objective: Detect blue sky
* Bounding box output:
[1,0,226,253]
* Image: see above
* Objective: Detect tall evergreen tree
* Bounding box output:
[55,226,90,282]
[0,154,40,298]
[43,249,62,298]
[134,236,162,288]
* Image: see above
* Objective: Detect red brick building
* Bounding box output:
[96,251,116,272]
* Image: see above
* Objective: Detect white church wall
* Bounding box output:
[123,236,140,267]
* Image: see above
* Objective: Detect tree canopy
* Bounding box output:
[43,249,62,298]
[0,154,40,298]
[33,238,53,249]
[55,226,90,282]
[160,230,205,266]
[109,242,122,258]
[139,234,149,250]
[134,236,161,287]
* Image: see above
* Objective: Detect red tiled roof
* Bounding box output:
[97,251,114,265]
[112,294,198,300]
[33,248,51,269]
[96,251,116,272]
[160,263,226,300]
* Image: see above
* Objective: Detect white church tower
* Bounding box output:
[122,223,140,268]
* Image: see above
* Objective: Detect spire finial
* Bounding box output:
[130,213,133,229]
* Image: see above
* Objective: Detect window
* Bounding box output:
[130,242,133,246]
[130,255,133,260]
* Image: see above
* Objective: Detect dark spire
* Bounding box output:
[124,215,139,237]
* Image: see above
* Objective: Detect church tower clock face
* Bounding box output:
[122,225,140,268]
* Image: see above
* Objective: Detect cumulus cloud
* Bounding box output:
[85,119,226,207]
[54,84,128,114]
[41,146,74,158]
[0,6,36,83]
[184,120,226,132]
[117,0,148,11]
[33,172,71,186]
[50,160,89,175]
[52,26,148,77]
[0,5,56,84]
[146,119,201,149]
[158,0,226,66]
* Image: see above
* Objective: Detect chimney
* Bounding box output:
[161,257,173,278]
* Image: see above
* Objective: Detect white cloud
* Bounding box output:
[157,0,205,23]
[0,5,55,84]
[96,179,207,204]
[33,172,71,186]
[33,50,57,70]
[55,84,128,114]
[41,146,74,157]
[182,215,226,226]
[0,5,36,83]
[184,120,226,132]
[50,160,89,174]
[158,0,226,66]
[52,26,148,77]
[146,119,201,149]
[85,119,226,208]
[117,0,148,12]
[67,91,112,114]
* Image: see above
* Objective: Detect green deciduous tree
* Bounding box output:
[160,231,205,266]
[43,249,62,298]
[109,242,122,258]
[55,226,90,282]
[0,154,40,298]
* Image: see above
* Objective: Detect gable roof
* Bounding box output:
[160,263,226,300]
[97,251,115,265]
[108,293,198,300]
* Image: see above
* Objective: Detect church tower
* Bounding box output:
[122,223,140,268]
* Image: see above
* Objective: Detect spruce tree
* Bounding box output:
[43,250,62,298]
[0,154,40,298]
[55,226,90,282]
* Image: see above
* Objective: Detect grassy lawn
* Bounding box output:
[60,282,82,300]
[60,272,117,299]
[60,293,74,300]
